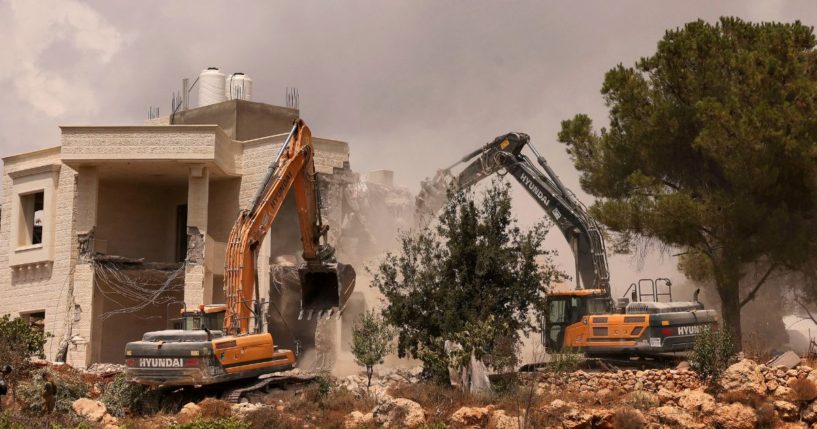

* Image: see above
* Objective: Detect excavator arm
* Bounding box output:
[416,133,610,294]
[224,120,355,335]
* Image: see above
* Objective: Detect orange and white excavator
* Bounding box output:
[124,120,355,397]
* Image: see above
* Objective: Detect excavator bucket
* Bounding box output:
[299,262,356,315]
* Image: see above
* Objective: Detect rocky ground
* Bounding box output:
[6,359,817,428]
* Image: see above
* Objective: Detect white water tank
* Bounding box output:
[198,67,226,107]
[226,72,253,101]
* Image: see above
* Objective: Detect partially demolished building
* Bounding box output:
[0,75,412,367]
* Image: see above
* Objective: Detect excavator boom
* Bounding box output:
[225,119,355,334]
[417,132,610,294]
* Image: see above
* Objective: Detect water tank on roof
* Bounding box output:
[198,67,226,107]
[226,72,253,101]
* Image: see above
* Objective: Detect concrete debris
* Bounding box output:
[767,350,802,369]
[185,226,205,265]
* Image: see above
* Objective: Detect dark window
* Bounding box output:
[19,191,44,246]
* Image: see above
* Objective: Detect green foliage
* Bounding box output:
[626,383,658,411]
[100,373,148,417]
[0,314,49,382]
[0,413,24,429]
[169,417,248,429]
[14,368,88,416]
[547,350,583,374]
[558,17,817,345]
[350,310,394,387]
[372,181,566,384]
[690,326,736,382]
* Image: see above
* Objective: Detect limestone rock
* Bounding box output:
[343,411,374,429]
[450,406,491,426]
[657,387,677,403]
[678,389,716,415]
[487,410,518,429]
[177,402,201,423]
[803,400,817,423]
[719,359,766,396]
[231,402,263,418]
[713,403,757,429]
[72,398,108,423]
[775,400,799,422]
[373,398,426,428]
[654,405,704,429]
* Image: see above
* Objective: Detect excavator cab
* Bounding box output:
[176,305,226,331]
[544,290,610,351]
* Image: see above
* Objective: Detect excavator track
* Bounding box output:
[220,373,317,403]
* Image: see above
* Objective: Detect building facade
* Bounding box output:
[0,99,380,367]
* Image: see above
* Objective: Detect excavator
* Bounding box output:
[416,132,716,359]
[124,120,355,395]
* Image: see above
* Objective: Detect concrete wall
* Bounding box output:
[96,180,187,263]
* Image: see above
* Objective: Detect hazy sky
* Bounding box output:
[2,0,816,295]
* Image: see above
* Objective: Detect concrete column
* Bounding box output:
[69,167,98,368]
[184,165,213,307]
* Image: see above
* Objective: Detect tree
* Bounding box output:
[371,181,565,384]
[557,17,817,349]
[350,310,394,389]
[0,314,49,383]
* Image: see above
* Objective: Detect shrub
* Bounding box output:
[0,315,49,384]
[690,326,735,382]
[626,383,658,411]
[100,373,148,417]
[613,408,647,429]
[244,407,300,429]
[13,368,88,416]
[548,350,583,374]
[169,417,247,429]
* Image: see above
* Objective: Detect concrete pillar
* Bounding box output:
[184,165,213,307]
[69,167,98,368]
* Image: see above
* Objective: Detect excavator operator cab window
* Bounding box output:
[586,297,611,314]
[180,311,225,332]
[545,296,587,351]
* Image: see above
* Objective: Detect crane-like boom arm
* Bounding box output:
[416,132,610,294]
[224,120,354,335]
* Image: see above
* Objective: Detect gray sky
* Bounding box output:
[2,0,816,295]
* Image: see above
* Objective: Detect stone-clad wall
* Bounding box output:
[0,147,79,363]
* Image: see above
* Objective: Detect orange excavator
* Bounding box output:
[124,120,355,396]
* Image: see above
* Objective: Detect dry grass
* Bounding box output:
[389,382,490,422]
[613,408,647,429]
[198,398,233,419]
[244,407,302,429]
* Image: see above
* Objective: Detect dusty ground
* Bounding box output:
[2,359,817,428]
